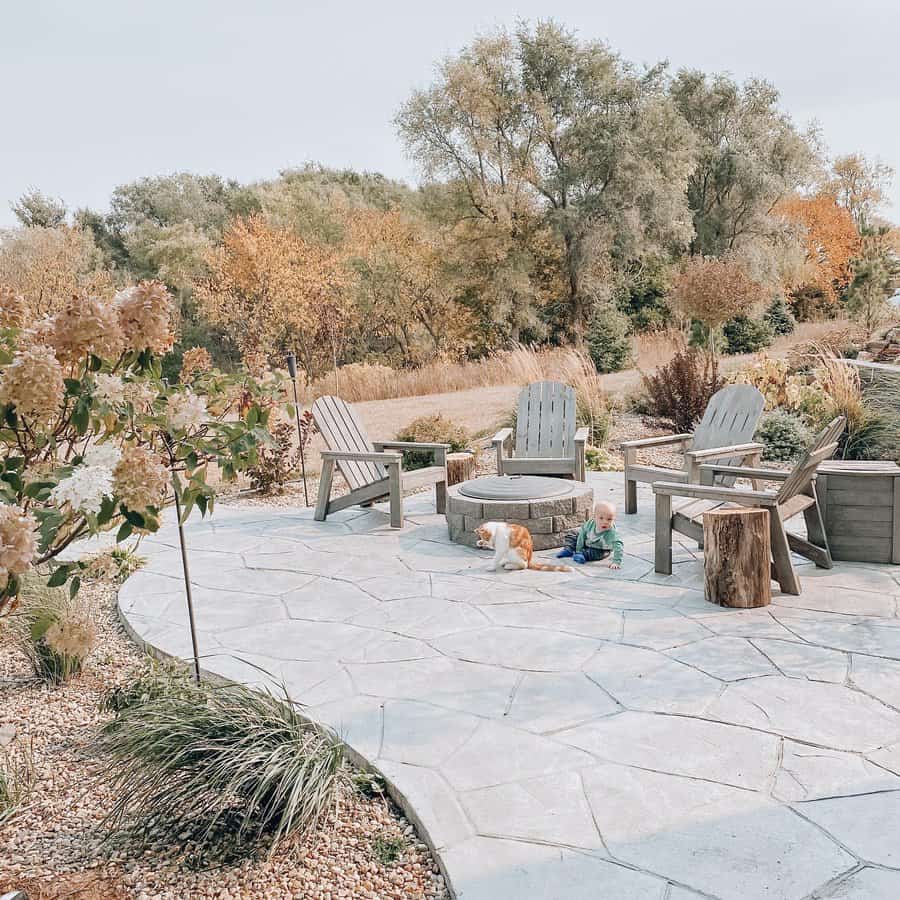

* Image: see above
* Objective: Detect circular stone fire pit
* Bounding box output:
[446,475,594,550]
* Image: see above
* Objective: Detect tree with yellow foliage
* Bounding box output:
[196,217,354,380]
[0,226,113,321]
[348,208,476,364]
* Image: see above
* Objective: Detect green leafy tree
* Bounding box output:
[398,22,697,345]
[670,71,819,259]
[11,190,68,228]
[846,227,898,334]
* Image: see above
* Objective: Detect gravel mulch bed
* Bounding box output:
[0,570,449,899]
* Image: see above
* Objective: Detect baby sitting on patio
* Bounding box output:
[557,500,624,568]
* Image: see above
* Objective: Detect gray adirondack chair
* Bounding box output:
[312,396,448,528]
[493,381,588,481]
[652,416,845,596]
[621,384,766,514]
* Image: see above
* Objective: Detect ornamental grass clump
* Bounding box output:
[13,580,96,683]
[98,669,344,856]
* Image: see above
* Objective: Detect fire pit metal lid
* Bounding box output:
[457,475,574,501]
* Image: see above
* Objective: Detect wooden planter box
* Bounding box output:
[817,461,900,564]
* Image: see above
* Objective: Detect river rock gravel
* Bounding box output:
[0,573,449,899]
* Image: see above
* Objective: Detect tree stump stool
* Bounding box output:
[703,507,771,608]
[446,451,476,486]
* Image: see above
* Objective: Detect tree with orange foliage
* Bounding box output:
[348,208,476,364]
[196,216,354,380]
[775,194,861,316]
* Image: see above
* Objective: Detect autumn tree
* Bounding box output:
[0,226,113,321]
[825,154,895,231]
[348,208,476,363]
[398,22,697,346]
[670,71,819,260]
[671,256,767,350]
[775,193,861,313]
[196,216,354,379]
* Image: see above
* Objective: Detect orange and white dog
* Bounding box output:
[475,522,572,572]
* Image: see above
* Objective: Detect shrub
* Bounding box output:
[756,411,813,462]
[98,668,343,856]
[396,415,470,471]
[586,304,632,374]
[764,295,796,336]
[13,578,96,684]
[585,447,621,472]
[372,834,406,866]
[640,346,724,433]
[722,316,775,355]
[247,418,303,494]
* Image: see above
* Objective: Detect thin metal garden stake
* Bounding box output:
[172,480,201,683]
[285,351,310,506]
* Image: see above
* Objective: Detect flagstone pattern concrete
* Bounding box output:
[118,474,900,900]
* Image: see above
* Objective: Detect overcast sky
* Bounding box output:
[2,0,898,228]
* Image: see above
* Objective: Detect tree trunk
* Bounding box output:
[703,507,771,608]
[446,451,476,486]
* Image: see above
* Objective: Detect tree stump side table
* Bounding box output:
[817,461,900,564]
[446,451,477,486]
[703,507,772,608]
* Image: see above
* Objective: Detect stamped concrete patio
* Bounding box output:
[118,473,900,900]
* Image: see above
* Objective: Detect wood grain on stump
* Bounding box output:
[446,452,476,486]
[703,507,771,608]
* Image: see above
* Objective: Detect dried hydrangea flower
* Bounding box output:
[116,281,175,354]
[44,614,96,659]
[0,344,65,426]
[167,390,208,432]
[49,465,114,515]
[92,373,126,405]
[0,286,28,329]
[51,295,125,365]
[180,346,212,381]
[113,446,168,513]
[0,504,38,591]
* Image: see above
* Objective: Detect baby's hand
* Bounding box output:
[608,562,621,570]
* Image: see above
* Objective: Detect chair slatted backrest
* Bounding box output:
[693,384,765,452]
[515,381,577,459]
[776,416,845,504]
[692,384,765,486]
[312,396,385,490]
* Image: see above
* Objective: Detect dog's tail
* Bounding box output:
[528,560,572,572]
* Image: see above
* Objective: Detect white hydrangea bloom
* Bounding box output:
[93,373,126,405]
[49,465,114,515]
[83,443,122,469]
[167,391,208,432]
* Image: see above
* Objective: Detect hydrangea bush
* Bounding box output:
[0,281,283,614]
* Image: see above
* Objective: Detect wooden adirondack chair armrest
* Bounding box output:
[621,433,693,451]
[684,442,764,462]
[574,427,589,444]
[492,427,513,447]
[698,463,790,482]
[373,441,449,465]
[374,441,450,451]
[320,450,402,465]
[652,480,778,505]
